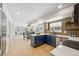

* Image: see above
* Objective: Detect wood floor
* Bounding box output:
[6,36,54,56]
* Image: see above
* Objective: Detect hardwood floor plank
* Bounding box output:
[6,37,54,56]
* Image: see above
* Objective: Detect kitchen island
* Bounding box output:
[31,34,56,47]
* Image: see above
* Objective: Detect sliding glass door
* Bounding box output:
[0,3,6,56]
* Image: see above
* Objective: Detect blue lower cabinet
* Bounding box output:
[32,35,56,47]
[46,35,51,44]
[51,41,56,47]
[51,36,56,47]
[33,35,46,47]
[46,35,56,47]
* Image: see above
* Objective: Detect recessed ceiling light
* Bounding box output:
[17,11,21,15]
[58,5,63,8]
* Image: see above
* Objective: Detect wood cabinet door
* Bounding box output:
[74,3,79,25]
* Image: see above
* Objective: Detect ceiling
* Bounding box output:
[4,3,74,26]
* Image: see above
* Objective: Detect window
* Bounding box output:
[33,23,44,34]
[50,21,62,32]
[15,26,26,35]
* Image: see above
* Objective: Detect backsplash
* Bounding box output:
[69,32,77,37]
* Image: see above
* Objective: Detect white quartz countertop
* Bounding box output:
[55,35,69,38]
[50,45,79,56]
[31,33,51,36]
[31,34,69,38]
[68,37,79,42]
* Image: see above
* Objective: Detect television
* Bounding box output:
[74,3,79,26]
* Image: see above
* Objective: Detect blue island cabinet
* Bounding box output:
[46,35,56,47]
[32,35,46,47]
[31,35,56,47]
